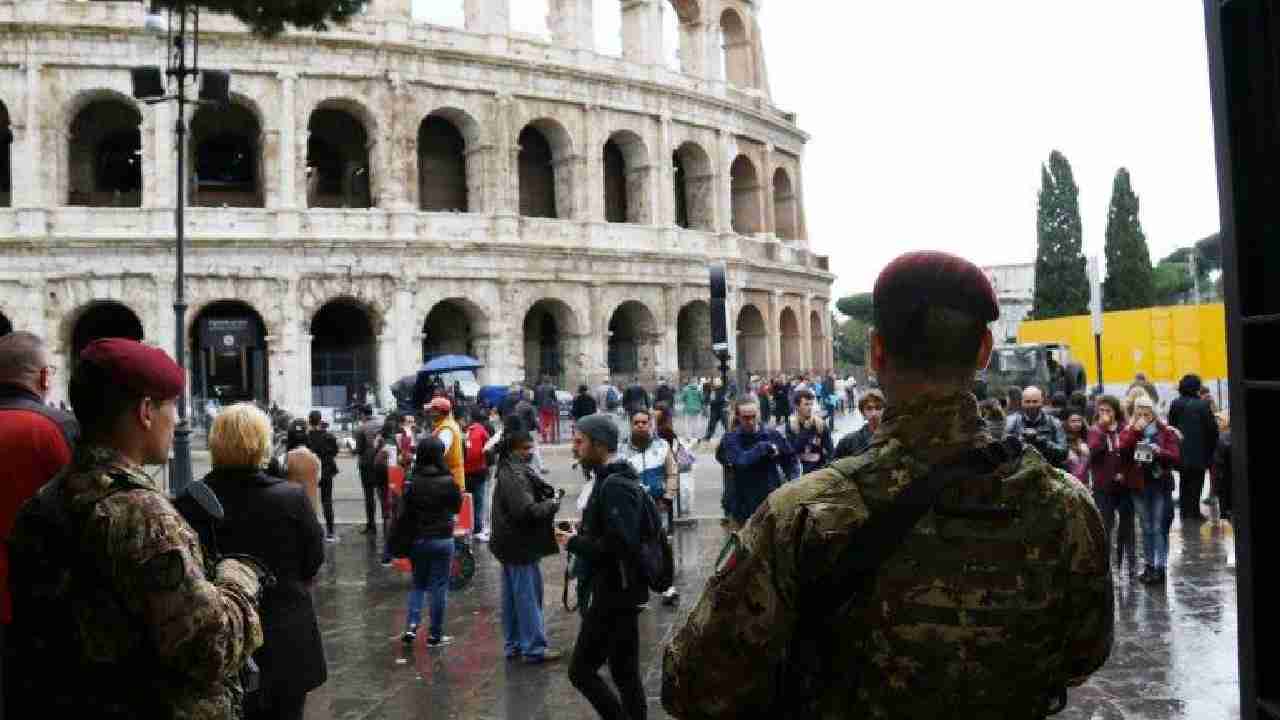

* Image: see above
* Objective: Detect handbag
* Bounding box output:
[387,487,416,559]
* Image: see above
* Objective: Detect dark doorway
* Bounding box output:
[71,301,144,361]
[423,299,483,360]
[191,103,262,207]
[418,114,469,212]
[311,300,376,409]
[2,101,13,207]
[608,301,657,382]
[673,150,689,229]
[68,100,142,207]
[523,299,575,387]
[677,301,716,379]
[0,311,11,337]
[604,139,628,223]
[189,301,268,416]
[307,107,372,208]
[518,125,557,218]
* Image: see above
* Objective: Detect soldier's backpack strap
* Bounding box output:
[816,436,1022,618]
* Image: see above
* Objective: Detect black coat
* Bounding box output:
[203,468,327,699]
[571,393,598,421]
[833,425,874,461]
[772,384,792,418]
[1169,377,1218,469]
[623,384,650,413]
[654,383,676,408]
[567,460,649,610]
[306,428,339,479]
[403,467,463,540]
[490,458,560,566]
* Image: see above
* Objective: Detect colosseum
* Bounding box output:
[0,0,833,414]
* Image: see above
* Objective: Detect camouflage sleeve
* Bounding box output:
[93,490,264,686]
[662,498,796,718]
[1057,474,1114,685]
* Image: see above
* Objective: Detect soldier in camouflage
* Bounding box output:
[662,251,1113,719]
[6,339,264,719]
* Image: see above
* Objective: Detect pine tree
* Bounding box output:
[1031,151,1090,319]
[152,0,362,37]
[1101,168,1155,310]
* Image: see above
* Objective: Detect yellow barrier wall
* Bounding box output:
[1017,303,1227,385]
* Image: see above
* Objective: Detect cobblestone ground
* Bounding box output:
[231,411,1239,719]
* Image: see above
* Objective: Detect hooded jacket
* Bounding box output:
[403,438,463,540]
[567,459,649,611]
[489,456,560,566]
[1168,375,1218,469]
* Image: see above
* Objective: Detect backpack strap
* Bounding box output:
[812,437,1021,619]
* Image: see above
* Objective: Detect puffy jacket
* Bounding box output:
[432,415,466,489]
[403,466,463,541]
[490,458,560,566]
[464,422,490,474]
[620,437,677,500]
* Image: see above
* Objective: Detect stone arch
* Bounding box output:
[299,276,394,337]
[720,7,755,89]
[189,300,270,409]
[730,153,762,235]
[603,129,651,224]
[307,100,374,209]
[773,167,797,241]
[67,98,142,207]
[523,298,582,386]
[191,98,263,208]
[67,300,145,364]
[674,141,713,231]
[419,107,481,212]
[422,298,490,361]
[310,297,379,409]
[780,306,802,372]
[1,100,11,207]
[677,299,716,379]
[607,300,659,382]
[809,309,825,371]
[518,118,575,219]
[736,304,767,376]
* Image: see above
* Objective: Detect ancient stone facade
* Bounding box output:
[0,0,833,412]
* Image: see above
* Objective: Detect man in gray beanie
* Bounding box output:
[560,414,649,719]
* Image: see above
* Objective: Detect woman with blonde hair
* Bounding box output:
[203,403,327,720]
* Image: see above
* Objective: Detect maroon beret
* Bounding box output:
[873,251,1000,326]
[79,338,185,399]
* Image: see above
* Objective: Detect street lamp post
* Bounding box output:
[133,1,229,493]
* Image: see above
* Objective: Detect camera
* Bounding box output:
[1134,442,1155,464]
[557,520,574,533]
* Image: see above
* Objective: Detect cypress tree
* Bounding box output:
[1031,151,1090,319]
[1102,168,1155,310]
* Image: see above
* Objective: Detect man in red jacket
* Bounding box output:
[0,332,77,717]
[463,407,492,541]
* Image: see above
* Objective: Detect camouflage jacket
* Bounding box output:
[662,392,1112,720]
[7,445,264,719]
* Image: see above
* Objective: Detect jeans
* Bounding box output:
[319,473,336,535]
[1093,488,1136,571]
[406,537,454,639]
[1179,465,1207,518]
[359,464,388,530]
[467,473,489,534]
[1135,484,1171,569]
[569,607,645,720]
[703,408,727,440]
[501,562,549,658]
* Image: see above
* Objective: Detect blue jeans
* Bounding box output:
[406,537,454,639]
[501,561,548,658]
[1134,485,1170,569]
[469,474,488,535]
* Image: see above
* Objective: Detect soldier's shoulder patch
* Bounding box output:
[714,533,748,577]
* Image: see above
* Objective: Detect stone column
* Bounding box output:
[550,0,593,50]
[715,130,733,234]
[279,72,299,209]
[376,332,398,409]
[586,283,608,384]
[659,285,679,381]
[394,283,416,374]
[583,105,604,222]
[490,280,519,382]
[767,290,781,375]
[493,94,519,216]
[704,17,724,84]
[801,294,814,373]
[465,0,511,34]
[621,0,663,66]
[761,144,776,236]
[655,113,673,227]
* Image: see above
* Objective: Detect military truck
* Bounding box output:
[978,342,1088,400]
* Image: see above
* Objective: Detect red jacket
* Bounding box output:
[0,387,75,623]
[464,422,490,474]
[1087,425,1133,493]
[1117,422,1181,492]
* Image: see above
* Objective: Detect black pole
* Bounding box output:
[1093,332,1103,396]
[169,0,193,493]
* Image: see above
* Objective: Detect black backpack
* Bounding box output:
[602,474,673,593]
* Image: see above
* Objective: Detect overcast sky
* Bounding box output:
[412,2,1223,298]
[758,1,1222,296]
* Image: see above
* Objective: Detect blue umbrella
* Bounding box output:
[420,354,483,373]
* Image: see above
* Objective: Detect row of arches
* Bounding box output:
[29,294,826,408]
[0,96,801,240]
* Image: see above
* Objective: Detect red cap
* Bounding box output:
[873,251,1000,326]
[428,397,453,415]
[79,338,185,399]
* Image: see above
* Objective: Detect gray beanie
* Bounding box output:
[576,414,619,452]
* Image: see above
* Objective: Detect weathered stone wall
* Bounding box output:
[0,0,835,411]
